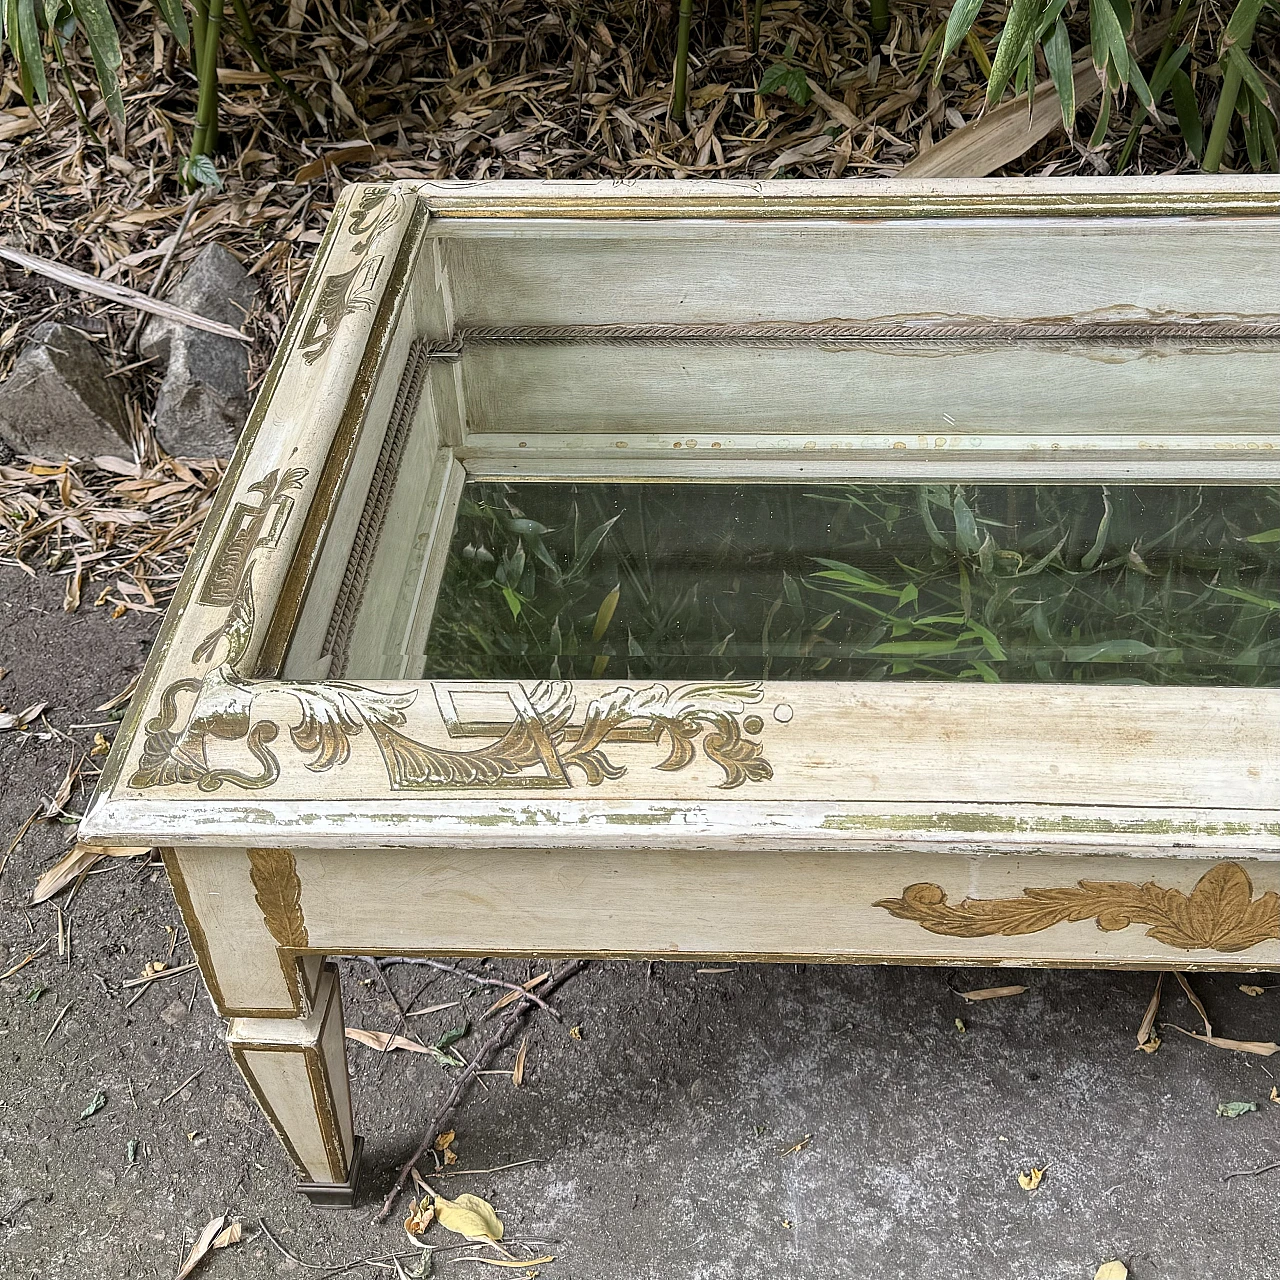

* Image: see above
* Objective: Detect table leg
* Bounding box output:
[226,962,363,1207]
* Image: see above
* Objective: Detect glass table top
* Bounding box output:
[413,481,1280,687]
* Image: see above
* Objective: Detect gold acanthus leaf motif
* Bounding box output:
[876,862,1280,953]
[248,848,309,949]
[130,670,774,793]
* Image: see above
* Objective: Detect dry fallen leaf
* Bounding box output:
[1094,1264,1128,1280]
[1240,985,1266,997]
[473,1258,555,1269]
[404,1196,435,1238]
[434,1129,456,1151]
[432,1190,504,1242]
[1136,973,1162,1050]
[958,985,1027,1002]
[176,1214,240,1280]
[30,843,150,904]
[1166,1025,1280,1057]
[1270,1086,1280,1105]
[513,1035,528,1088]
[0,702,47,731]
[1018,1167,1046,1191]
[485,972,550,1018]
[345,1027,432,1054]
[569,1025,583,1041]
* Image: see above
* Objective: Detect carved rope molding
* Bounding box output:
[876,862,1280,953]
[130,467,775,795]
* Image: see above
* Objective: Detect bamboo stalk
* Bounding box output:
[673,0,694,122]
[1203,4,1260,173]
[227,0,313,118]
[191,0,226,161]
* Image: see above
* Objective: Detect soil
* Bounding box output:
[3,562,1280,1279]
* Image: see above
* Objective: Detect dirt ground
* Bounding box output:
[3,564,1280,1278]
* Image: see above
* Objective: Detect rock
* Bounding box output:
[0,322,130,459]
[140,244,257,458]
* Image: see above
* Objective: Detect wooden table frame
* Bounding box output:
[84,176,1280,1204]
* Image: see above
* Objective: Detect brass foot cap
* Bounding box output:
[298,1135,365,1209]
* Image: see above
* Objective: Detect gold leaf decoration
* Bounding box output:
[876,862,1280,954]
[248,848,308,949]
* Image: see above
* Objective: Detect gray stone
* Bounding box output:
[140,244,257,458]
[0,322,130,459]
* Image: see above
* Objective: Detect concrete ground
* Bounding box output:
[3,562,1280,1279]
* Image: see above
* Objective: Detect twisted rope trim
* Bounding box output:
[418,319,1280,355]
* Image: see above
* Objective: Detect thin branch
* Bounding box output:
[373,960,587,1223]
[373,958,562,1021]
[0,245,249,342]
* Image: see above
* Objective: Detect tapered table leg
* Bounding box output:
[226,962,363,1206]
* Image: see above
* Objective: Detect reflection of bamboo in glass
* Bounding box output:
[420,481,1280,690]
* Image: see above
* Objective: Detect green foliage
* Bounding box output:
[934,0,1280,171]
[1,0,127,137]
[760,41,812,106]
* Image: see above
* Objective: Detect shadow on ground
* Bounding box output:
[2,565,1279,1279]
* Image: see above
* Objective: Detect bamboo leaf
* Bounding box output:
[1168,67,1204,160]
[1042,17,1075,131]
[1225,45,1272,112]
[15,0,47,103]
[154,0,188,48]
[70,0,124,138]
[591,583,620,642]
[938,0,984,70]
[987,0,1041,103]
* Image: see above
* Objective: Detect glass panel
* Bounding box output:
[416,481,1280,686]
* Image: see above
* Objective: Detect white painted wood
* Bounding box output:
[229,966,354,1182]
[291,845,1280,970]
[456,342,1280,442]
[437,217,1280,331]
[412,176,1280,220]
[171,845,302,1014]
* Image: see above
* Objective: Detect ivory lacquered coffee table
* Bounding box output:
[84,176,1280,1204]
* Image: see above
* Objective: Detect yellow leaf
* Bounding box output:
[1094,1264,1128,1280]
[954,1018,966,1034]
[1270,1086,1280,1105]
[569,1025,583,1040]
[1137,1036,1161,1054]
[1240,985,1266,996]
[1018,1167,1045,1191]
[404,1196,435,1237]
[432,1191,504,1243]
[434,1130,456,1151]
[472,1258,555,1269]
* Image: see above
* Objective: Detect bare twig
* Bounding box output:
[121,961,199,989]
[258,1219,420,1274]
[374,960,587,1223]
[123,189,206,355]
[1224,1161,1280,1183]
[375,958,562,1021]
[0,244,250,342]
[158,1067,205,1105]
